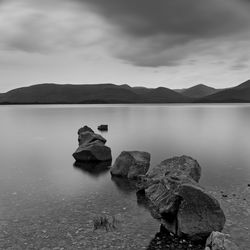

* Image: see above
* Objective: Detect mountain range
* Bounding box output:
[0,80,250,104]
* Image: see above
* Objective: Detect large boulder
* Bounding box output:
[110,151,150,179]
[73,126,112,162]
[138,155,225,241]
[205,231,240,250]
[177,184,225,239]
[147,155,201,182]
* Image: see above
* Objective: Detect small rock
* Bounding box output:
[98,125,108,131]
[205,231,240,250]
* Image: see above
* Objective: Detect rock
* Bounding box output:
[78,131,106,145]
[147,155,201,182]
[78,125,94,135]
[177,184,225,239]
[137,156,225,241]
[110,151,150,179]
[205,231,240,250]
[73,140,112,162]
[73,126,112,162]
[98,125,108,131]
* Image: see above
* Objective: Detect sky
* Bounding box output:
[0,0,250,92]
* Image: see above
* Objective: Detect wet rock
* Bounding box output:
[177,184,225,239]
[98,125,108,131]
[73,126,112,162]
[78,125,94,134]
[110,151,150,179]
[147,155,201,182]
[205,231,240,250]
[78,131,106,145]
[73,141,112,161]
[137,156,225,241]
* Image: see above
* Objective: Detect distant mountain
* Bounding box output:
[0,83,191,104]
[179,84,221,98]
[199,80,250,103]
[1,80,250,104]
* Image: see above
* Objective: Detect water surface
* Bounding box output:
[0,104,250,249]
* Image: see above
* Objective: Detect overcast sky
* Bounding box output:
[0,0,250,92]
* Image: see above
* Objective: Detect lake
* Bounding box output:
[0,104,250,249]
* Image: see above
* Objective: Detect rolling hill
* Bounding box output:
[0,83,191,104]
[199,80,250,102]
[1,80,250,104]
[181,84,221,98]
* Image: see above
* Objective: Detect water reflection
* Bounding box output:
[73,160,111,177]
[111,176,137,194]
[1,104,250,249]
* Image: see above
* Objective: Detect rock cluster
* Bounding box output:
[73,125,112,162]
[110,152,226,242]
[138,156,226,241]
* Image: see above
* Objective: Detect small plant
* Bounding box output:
[92,214,119,232]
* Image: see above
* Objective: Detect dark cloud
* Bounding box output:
[79,0,250,38]
[75,0,250,67]
[1,0,250,69]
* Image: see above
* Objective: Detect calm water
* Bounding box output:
[0,104,250,249]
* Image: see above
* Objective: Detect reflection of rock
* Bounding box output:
[98,124,108,131]
[205,232,240,250]
[111,176,137,194]
[138,156,225,241]
[147,225,205,250]
[74,160,111,177]
[110,151,150,179]
[73,125,112,162]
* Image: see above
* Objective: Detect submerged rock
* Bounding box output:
[205,231,240,250]
[110,151,150,179]
[73,126,112,162]
[74,160,111,177]
[138,155,225,241]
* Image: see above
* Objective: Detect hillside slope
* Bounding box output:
[181,84,220,98]
[200,80,250,102]
[0,83,191,104]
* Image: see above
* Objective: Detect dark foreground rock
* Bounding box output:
[205,231,240,250]
[110,151,150,179]
[138,155,225,241]
[73,126,112,162]
[147,225,205,250]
